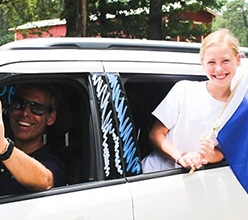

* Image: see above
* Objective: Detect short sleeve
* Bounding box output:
[152,81,185,129]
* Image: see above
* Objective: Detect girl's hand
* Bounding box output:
[198,137,216,163]
[177,152,203,169]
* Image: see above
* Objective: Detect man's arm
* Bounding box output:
[1,145,54,191]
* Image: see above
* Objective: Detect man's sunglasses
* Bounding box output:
[10,97,53,116]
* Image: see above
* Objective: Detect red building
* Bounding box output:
[172,9,219,42]
[14,18,66,40]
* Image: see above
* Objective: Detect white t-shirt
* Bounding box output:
[142,80,225,173]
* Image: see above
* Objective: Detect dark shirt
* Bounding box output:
[0,145,67,197]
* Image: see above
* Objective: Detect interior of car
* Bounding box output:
[124,73,208,160]
[1,77,92,187]
[124,73,227,173]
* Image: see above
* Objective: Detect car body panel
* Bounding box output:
[0,49,203,76]
[0,181,133,220]
[1,37,247,57]
[103,61,203,74]
[130,167,248,220]
[0,37,203,52]
[0,38,247,219]
[0,61,104,73]
[0,49,201,64]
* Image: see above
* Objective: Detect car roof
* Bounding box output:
[0,37,202,53]
[0,38,247,76]
[2,37,248,56]
[0,48,203,74]
[0,38,203,65]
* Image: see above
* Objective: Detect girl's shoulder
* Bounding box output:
[169,80,207,98]
[174,80,206,91]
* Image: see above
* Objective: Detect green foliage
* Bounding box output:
[157,0,225,41]
[163,16,210,42]
[87,0,149,38]
[0,0,227,45]
[1,0,63,24]
[160,1,212,42]
[213,0,248,46]
[0,7,14,45]
[87,0,224,40]
[0,0,64,45]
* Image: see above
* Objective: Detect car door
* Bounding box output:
[0,181,134,220]
[0,66,135,219]
[119,71,248,220]
[129,166,248,220]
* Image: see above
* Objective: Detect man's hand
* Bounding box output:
[0,102,8,154]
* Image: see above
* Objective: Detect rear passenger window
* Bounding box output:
[124,77,175,159]
[123,74,207,160]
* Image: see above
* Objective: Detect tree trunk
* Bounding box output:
[147,0,162,40]
[82,0,87,37]
[63,0,82,37]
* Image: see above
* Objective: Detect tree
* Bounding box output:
[86,0,148,38]
[0,7,14,45]
[83,0,225,40]
[0,0,226,45]
[62,0,82,36]
[0,0,64,44]
[0,0,63,24]
[158,0,226,41]
[213,0,248,46]
[147,0,162,40]
[82,0,87,36]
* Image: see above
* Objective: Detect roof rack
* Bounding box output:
[1,38,248,56]
[0,37,201,53]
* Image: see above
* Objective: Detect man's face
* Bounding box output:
[9,87,56,146]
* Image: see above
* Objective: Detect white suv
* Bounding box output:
[0,38,247,220]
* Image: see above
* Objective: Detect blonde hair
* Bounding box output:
[200,29,240,60]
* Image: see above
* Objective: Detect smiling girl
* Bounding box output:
[142,29,241,173]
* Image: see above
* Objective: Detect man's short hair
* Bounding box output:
[14,83,61,111]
